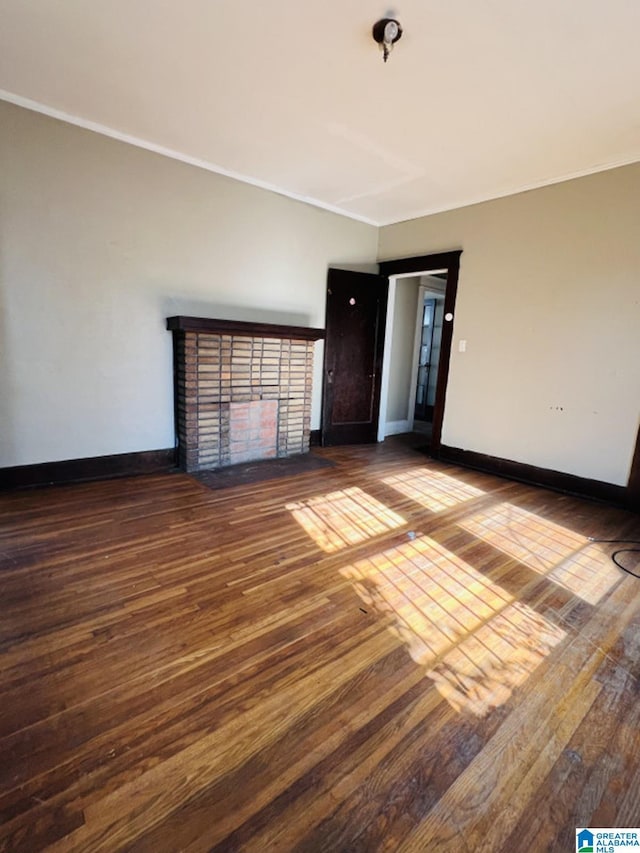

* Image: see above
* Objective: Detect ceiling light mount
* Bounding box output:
[372,18,402,63]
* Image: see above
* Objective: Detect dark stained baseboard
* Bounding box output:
[0,448,177,490]
[438,444,633,510]
[3,440,636,512]
[309,430,321,447]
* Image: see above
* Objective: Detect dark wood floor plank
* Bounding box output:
[1,437,639,852]
[497,658,640,852]
[132,649,431,852]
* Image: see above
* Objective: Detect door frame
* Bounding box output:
[377,251,462,456]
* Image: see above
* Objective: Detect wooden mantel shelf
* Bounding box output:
[166,316,325,341]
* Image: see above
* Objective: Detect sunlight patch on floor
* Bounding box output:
[382,467,485,513]
[286,487,405,553]
[459,502,619,605]
[427,600,566,716]
[341,534,566,716]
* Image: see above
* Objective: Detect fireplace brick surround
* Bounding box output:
[167,317,324,472]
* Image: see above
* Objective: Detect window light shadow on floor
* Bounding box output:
[382,467,485,513]
[458,502,620,605]
[341,535,566,717]
[286,487,406,553]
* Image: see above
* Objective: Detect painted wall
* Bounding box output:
[386,277,420,424]
[0,102,378,467]
[379,163,640,486]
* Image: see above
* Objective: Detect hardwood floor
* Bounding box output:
[1,440,639,852]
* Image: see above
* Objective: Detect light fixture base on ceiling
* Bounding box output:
[372,18,403,63]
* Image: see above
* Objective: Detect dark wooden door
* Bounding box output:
[321,268,388,446]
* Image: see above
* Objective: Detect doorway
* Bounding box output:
[378,251,462,457]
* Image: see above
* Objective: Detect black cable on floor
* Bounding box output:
[588,538,640,579]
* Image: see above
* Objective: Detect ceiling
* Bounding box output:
[1,0,639,226]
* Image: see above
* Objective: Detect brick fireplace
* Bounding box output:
[167,316,325,472]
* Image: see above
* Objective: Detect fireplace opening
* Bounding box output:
[229,400,278,466]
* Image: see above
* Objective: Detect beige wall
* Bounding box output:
[0,101,378,466]
[386,277,420,424]
[379,164,640,486]
[3,99,639,486]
